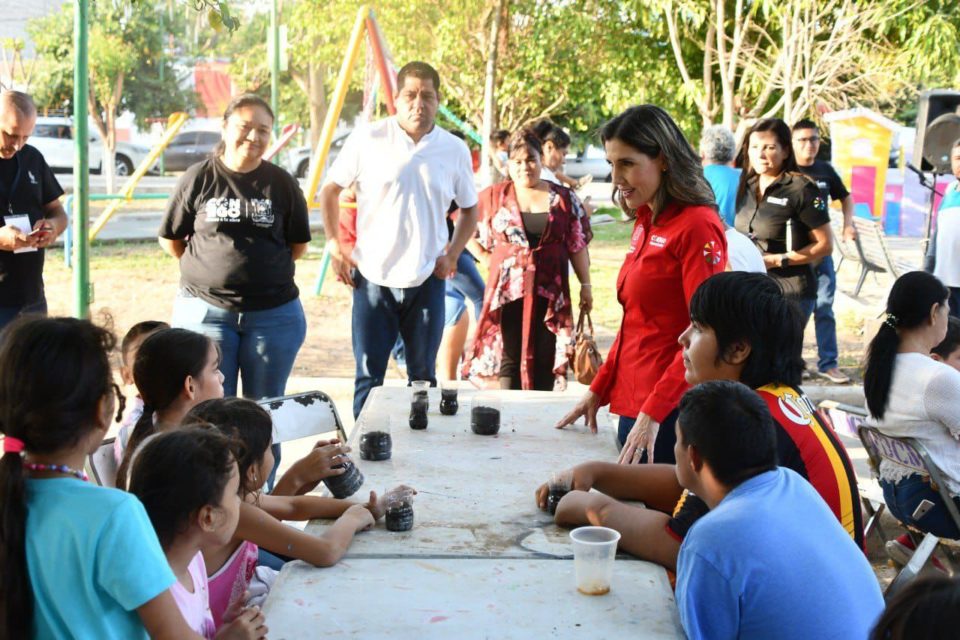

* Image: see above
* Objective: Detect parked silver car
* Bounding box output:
[161,130,221,172]
[286,134,348,179]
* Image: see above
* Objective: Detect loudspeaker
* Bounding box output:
[913,89,960,173]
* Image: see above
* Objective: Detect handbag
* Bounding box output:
[571,309,603,385]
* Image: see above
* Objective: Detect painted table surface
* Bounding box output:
[263,387,684,638]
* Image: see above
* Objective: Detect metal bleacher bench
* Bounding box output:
[850,217,917,297]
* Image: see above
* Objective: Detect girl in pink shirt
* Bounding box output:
[129,427,267,639]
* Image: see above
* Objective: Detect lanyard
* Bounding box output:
[0,155,22,215]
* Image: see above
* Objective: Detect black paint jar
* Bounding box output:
[385,501,415,532]
[359,430,392,461]
[471,406,501,435]
[409,394,429,430]
[439,388,459,415]
[322,457,364,498]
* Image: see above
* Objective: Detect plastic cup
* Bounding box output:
[570,526,621,596]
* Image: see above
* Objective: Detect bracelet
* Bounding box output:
[581,283,592,288]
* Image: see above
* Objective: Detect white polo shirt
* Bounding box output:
[327,117,479,288]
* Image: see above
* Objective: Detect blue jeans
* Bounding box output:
[444,252,485,327]
[617,408,679,464]
[881,475,960,539]
[0,298,47,335]
[811,256,840,371]
[172,293,307,487]
[353,270,445,418]
[392,252,485,365]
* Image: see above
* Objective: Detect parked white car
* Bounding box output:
[564,145,611,181]
[29,116,152,176]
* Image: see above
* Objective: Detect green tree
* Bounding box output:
[28,2,196,191]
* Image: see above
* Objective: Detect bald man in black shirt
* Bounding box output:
[0,91,68,332]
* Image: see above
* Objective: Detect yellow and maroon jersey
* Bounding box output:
[667,384,864,550]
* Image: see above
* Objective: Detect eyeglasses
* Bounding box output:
[228,120,271,139]
[111,382,127,424]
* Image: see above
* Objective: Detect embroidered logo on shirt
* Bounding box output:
[776,391,814,426]
[249,199,275,227]
[650,234,667,248]
[27,171,38,185]
[767,196,789,206]
[813,196,827,211]
[816,180,829,191]
[703,241,723,266]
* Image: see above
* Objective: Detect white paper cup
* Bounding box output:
[570,526,621,595]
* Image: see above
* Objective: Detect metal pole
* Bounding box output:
[270,0,280,140]
[73,0,90,318]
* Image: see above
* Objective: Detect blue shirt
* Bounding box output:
[676,468,883,640]
[703,164,742,226]
[26,478,176,639]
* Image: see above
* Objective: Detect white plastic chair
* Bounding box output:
[258,390,349,444]
[86,437,118,488]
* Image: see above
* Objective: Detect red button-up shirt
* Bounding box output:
[590,201,727,422]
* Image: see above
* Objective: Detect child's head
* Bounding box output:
[869,574,960,640]
[490,129,510,151]
[129,427,240,551]
[120,320,169,387]
[682,272,804,388]
[116,328,224,488]
[931,316,960,372]
[0,317,119,638]
[674,380,777,495]
[185,397,273,497]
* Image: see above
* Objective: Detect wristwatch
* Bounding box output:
[779,254,791,268]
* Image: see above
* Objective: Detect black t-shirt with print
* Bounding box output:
[797,159,850,205]
[0,144,64,306]
[734,172,830,299]
[159,157,311,312]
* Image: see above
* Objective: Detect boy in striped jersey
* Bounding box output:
[536,271,863,571]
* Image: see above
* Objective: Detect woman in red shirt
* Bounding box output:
[556,105,727,464]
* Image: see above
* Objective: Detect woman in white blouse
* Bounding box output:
[864,271,960,539]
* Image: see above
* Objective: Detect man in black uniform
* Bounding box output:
[0,91,67,331]
[792,119,855,384]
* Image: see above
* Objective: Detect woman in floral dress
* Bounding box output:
[463,128,592,391]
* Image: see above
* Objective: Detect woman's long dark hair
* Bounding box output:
[185,398,273,497]
[129,427,236,550]
[735,118,798,207]
[864,271,949,419]
[0,317,116,639]
[116,328,214,489]
[600,105,716,223]
[214,93,275,157]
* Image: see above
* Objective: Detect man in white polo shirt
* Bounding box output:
[321,61,479,418]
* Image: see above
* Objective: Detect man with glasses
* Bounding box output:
[792,119,855,384]
[0,91,67,332]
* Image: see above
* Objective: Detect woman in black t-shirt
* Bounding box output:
[734,118,831,320]
[159,94,310,480]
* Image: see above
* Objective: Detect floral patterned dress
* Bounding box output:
[463,180,589,389]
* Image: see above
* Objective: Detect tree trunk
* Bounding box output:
[307,61,327,152]
[479,0,507,187]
